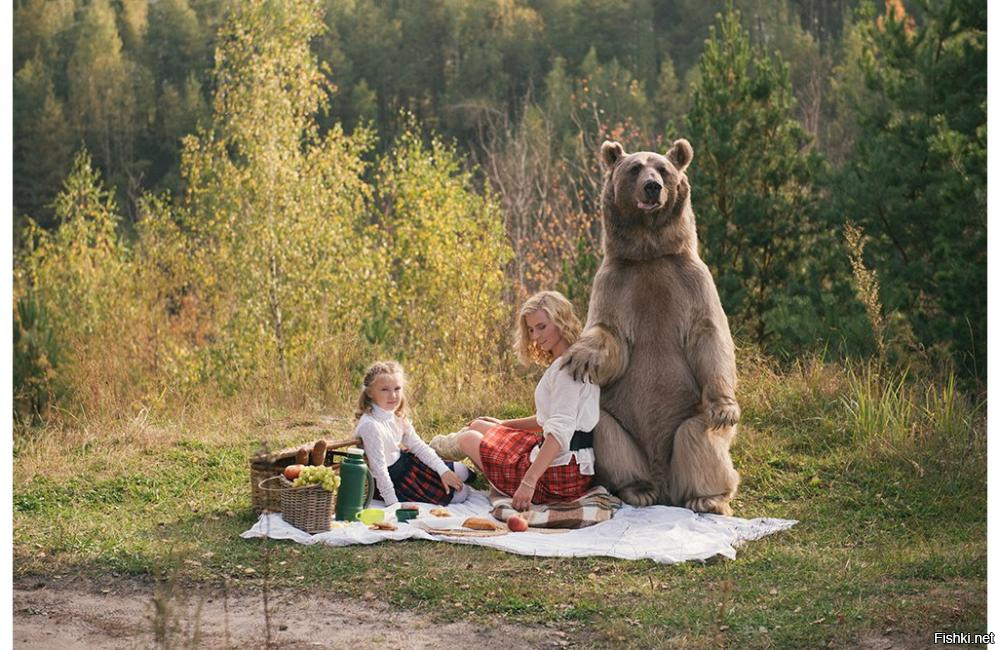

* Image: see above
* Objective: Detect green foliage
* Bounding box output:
[13,294,62,423]
[11,0,988,418]
[13,54,75,229]
[14,149,141,416]
[557,234,601,318]
[687,2,827,348]
[835,0,986,378]
[373,117,513,396]
[147,0,378,393]
[67,0,151,208]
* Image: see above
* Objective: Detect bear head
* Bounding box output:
[599,139,697,261]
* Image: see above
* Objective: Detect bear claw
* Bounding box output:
[686,495,733,517]
[618,484,658,507]
[707,399,741,428]
[562,347,607,385]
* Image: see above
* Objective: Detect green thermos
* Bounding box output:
[335,447,372,521]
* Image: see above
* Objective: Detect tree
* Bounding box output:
[118,0,150,54]
[14,149,138,416]
[66,0,151,217]
[13,0,75,75]
[13,56,75,230]
[145,0,209,91]
[687,2,825,347]
[160,0,377,388]
[835,0,986,377]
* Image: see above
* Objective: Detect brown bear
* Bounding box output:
[561,138,740,516]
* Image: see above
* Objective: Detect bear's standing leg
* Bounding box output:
[668,415,739,516]
[594,410,658,507]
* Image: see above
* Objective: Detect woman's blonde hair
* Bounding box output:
[355,360,410,420]
[512,290,583,367]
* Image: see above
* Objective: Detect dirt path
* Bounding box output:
[13,575,569,649]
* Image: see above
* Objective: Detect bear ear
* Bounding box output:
[601,141,626,169]
[667,138,694,173]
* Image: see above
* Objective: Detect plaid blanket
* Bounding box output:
[489,484,622,529]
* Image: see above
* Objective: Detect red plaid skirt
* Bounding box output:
[479,425,593,503]
[382,452,455,505]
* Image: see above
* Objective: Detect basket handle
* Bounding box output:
[258,474,290,492]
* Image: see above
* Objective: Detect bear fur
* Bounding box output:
[561,138,740,515]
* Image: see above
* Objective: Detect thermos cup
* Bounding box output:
[334,447,372,521]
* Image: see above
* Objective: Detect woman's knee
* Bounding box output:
[468,419,494,434]
[457,430,483,454]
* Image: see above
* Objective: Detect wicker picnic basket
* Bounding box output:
[257,475,335,534]
[250,437,363,514]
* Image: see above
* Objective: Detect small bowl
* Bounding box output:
[395,508,420,523]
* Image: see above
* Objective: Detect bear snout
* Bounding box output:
[643,180,662,201]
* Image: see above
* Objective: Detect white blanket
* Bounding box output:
[240,490,796,564]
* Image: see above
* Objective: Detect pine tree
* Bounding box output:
[835,0,986,377]
[66,0,150,217]
[686,2,824,346]
[13,56,75,230]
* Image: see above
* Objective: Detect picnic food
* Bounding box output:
[295,446,309,465]
[463,517,500,531]
[283,464,303,480]
[507,515,528,532]
[398,504,419,511]
[291,465,341,492]
[430,508,452,517]
[370,521,397,531]
[310,439,327,466]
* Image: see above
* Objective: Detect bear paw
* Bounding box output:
[618,483,659,507]
[706,397,740,429]
[561,345,607,385]
[685,495,733,517]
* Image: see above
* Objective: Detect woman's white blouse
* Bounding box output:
[353,405,450,506]
[531,356,599,475]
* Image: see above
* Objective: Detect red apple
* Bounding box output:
[507,515,528,532]
[283,464,303,480]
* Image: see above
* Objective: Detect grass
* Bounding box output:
[12,353,987,648]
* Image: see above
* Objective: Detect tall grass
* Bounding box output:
[841,361,913,446]
[840,359,984,471]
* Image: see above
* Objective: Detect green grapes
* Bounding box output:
[292,466,341,492]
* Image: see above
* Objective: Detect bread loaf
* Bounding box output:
[463,517,499,531]
[310,439,327,466]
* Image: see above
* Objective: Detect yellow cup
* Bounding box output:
[355,508,384,525]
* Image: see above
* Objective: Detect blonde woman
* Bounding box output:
[433,291,598,510]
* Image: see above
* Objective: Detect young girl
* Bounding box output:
[431,291,597,510]
[353,361,471,506]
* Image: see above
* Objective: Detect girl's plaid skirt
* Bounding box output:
[479,425,593,503]
[382,451,457,505]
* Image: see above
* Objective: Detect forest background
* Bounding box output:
[11,0,986,424]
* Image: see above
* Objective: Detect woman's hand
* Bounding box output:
[471,416,501,425]
[441,470,464,493]
[512,478,536,511]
